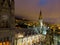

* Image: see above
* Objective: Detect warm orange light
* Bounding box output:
[3,42,5,45]
[0,41,10,45]
[5,41,10,45]
[58,27,60,29]
[0,42,2,45]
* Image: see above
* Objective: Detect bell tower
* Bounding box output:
[39,10,43,28]
[38,10,43,33]
[0,0,15,28]
[39,10,43,20]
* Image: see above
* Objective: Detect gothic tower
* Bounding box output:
[38,10,43,33]
[39,10,43,20]
[39,10,43,28]
[0,0,15,28]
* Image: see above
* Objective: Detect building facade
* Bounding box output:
[0,0,16,45]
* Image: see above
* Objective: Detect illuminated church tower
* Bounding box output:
[39,10,43,33]
[0,0,15,28]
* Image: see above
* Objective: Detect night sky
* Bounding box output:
[15,0,60,24]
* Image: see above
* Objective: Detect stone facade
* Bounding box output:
[0,0,15,28]
[0,0,16,45]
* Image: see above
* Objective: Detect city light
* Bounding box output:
[15,33,24,38]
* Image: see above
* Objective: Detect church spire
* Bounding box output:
[39,10,43,20]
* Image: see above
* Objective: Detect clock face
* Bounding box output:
[2,15,9,20]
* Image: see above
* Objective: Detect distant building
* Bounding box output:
[32,10,48,35]
[38,10,43,33]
